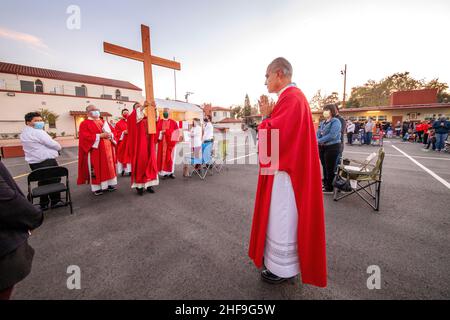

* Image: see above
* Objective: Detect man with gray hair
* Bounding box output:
[156,107,180,179]
[248,57,327,287]
[77,105,118,196]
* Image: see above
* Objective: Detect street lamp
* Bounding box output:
[185,92,194,103]
[341,64,347,108]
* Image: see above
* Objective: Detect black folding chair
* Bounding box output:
[27,166,73,214]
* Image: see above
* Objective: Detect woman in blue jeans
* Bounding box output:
[317,104,342,194]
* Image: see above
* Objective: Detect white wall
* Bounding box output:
[0,91,141,136]
[212,110,231,123]
[0,73,143,101]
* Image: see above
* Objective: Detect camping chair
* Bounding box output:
[27,166,73,214]
[333,148,385,211]
[211,140,229,173]
[183,142,214,180]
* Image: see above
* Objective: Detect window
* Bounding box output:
[349,116,357,121]
[35,79,44,93]
[20,80,35,92]
[75,85,87,97]
[115,89,121,100]
[121,96,129,101]
[213,112,217,117]
[223,112,228,117]
[101,94,113,99]
[377,115,387,121]
[358,116,367,121]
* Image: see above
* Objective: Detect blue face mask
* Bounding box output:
[34,122,45,130]
[91,111,100,118]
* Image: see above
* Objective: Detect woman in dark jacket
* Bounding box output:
[0,159,43,300]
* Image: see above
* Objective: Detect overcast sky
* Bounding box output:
[1,0,449,107]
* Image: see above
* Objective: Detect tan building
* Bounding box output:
[0,61,202,139]
[312,103,450,127]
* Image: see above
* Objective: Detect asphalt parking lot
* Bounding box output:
[3,136,450,300]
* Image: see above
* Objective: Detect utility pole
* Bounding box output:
[341,64,347,108]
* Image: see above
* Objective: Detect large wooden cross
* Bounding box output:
[104,24,181,134]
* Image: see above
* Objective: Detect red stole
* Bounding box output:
[156,119,180,172]
[248,87,327,287]
[127,109,158,185]
[77,119,117,185]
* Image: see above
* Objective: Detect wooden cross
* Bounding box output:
[104,24,181,134]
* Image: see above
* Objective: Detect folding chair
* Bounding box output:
[212,140,229,173]
[333,148,385,211]
[27,166,73,214]
[184,142,214,180]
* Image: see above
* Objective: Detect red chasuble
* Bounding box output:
[248,87,327,288]
[115,118,131,166]
[156,119,180,172]
[127,109,158,186]
[77,119,117,186]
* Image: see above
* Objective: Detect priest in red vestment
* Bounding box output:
[156,108,180,179]
[115,109,132,176]
[77,105,118,196]
[127,101,159,195]
[248,58,327,288]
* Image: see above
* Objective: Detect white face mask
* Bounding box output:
[323,111,331,118]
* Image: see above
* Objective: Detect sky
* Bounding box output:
[1,0,449,107]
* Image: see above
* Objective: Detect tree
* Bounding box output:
[39,108,59,129]
[243,94,252,117]
[231,106,243,119]
[347,72,450,107]
[309,90,340,110]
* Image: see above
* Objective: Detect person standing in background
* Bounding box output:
[20,112,63,210]
[346,120,355,145]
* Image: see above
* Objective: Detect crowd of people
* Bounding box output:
[0,103,215,299]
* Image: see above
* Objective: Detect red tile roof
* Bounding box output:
[69,111,112,117]
[212,107,232,112]
[0,61,142,91]
[216,118,242,124]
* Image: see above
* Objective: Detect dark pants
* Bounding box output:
[423,133,429,145]
[0,286,13,300]
[319,143,340,191]
[29,158,61,207]
[347,132,353,145]
[366,132,373,145]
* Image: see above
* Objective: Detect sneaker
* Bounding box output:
[260,269,293,284]
[93,190,103,196]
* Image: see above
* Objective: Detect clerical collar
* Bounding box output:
[277,83,297,97]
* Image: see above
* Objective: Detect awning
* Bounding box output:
[155,99,203,113]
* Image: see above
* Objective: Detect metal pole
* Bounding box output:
[342,64,347,108]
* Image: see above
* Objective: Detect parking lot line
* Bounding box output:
[391,145,450,190]
[13,160,79,180]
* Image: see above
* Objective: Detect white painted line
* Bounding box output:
[345,150,450,161]
[13,160,79,180]
[227,153,257,162]
[391,145,450,190]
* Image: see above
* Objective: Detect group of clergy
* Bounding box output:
[76,101,180,196]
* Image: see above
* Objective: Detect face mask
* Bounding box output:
[204,118,209,123]
[163,112,169,119]
[323,111,331,118]
[34,122,45,130]
[91,111,100,118]
[123,114,129,119]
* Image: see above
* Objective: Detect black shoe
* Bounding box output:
[260,269,290,284]
[322,188,334,194]
[40,203,50,211]
[121,171,125,177]
[147,186,155,194]
[107,186,117,192]
[168,174,175,179]
[93,190,103,196]
[50,200,65,209]
[136,188,144,196]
